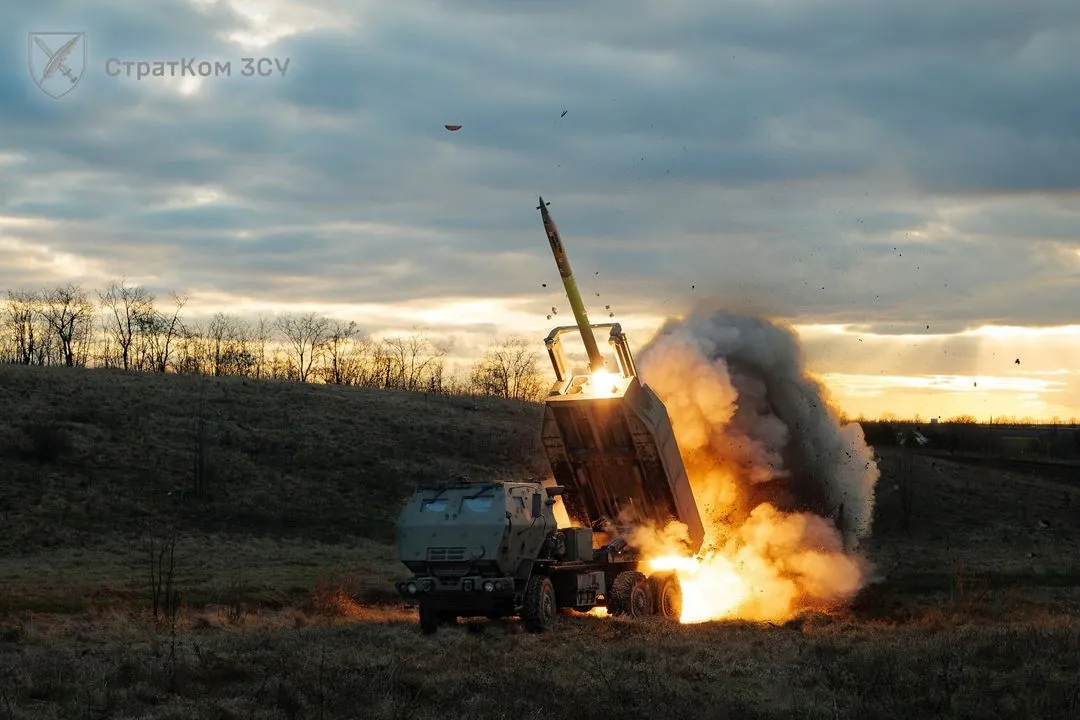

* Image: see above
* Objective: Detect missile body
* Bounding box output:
[538,197,606,373]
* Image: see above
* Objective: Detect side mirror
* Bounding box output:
[545,485,565,497]
[531,493,542,518]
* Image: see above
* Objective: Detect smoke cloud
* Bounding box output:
[632,305,880,621]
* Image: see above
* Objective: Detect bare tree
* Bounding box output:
[98,279,156,370]
[174,321,206,374]
[40,284,95,366]
[384,329,449,391]
[145,293,187,372]
[206,313,236,376]
[470,335,547,401]
[4,290,46,365]
[321,319,364,385]
[251,315,273,378]
[275,312,330,382]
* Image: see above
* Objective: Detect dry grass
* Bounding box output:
[2,607,1078,719]
[0,535,405,613]
[3,364,1080,718]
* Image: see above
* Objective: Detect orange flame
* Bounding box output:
[638,507,867,623]
[626,316,877,624]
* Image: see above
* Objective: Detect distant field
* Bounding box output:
[2,365,1080,718]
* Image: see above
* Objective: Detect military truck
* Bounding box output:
[393,198,705,633]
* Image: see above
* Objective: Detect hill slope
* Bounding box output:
[4,363,1080,615]
[0,364,548,553]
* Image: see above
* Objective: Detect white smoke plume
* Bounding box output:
[632,306,880,621]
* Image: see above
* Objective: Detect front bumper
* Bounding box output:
[395,575,516,608]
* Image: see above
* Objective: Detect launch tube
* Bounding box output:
[538,197,606,373]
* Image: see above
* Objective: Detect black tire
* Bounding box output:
[648,571,683,620]
[521,575,556,633]
[418,601,439,635]
[609,570,652,617]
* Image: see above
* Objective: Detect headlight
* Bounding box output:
[406,582,417,594]
[483,580,495,592]
[463,579,474,591]
[422,579,433,591]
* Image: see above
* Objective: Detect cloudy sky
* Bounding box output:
[3,0,1080,420]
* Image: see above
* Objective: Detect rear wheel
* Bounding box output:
[648,572,683,621]
[521,575,556,632]
[609,570,652,617]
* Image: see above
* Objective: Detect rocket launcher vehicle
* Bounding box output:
[536,197,705,555]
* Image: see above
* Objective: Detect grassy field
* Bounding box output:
[2,364,1080,718]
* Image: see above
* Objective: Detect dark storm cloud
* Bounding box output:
[1,0,1078,335]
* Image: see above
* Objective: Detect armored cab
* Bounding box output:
[395,477,567,633]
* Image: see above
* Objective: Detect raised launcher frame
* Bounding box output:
[540,321,705,556]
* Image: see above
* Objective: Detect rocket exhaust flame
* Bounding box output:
[632,306,880,623]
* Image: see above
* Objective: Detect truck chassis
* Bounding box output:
[397,540,683,634]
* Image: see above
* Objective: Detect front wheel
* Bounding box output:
[521,575,556,632]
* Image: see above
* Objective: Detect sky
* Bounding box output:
[2,0,1080,421]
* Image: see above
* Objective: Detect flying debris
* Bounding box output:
[444,124,462,131]
[1015,358,1020,365]
[560,109,568,117]
[542,283,547,287]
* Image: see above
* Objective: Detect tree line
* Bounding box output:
[0,281,551,401]
[9,281,1074,423]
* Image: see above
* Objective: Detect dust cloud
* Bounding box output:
[631,306,880,622]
